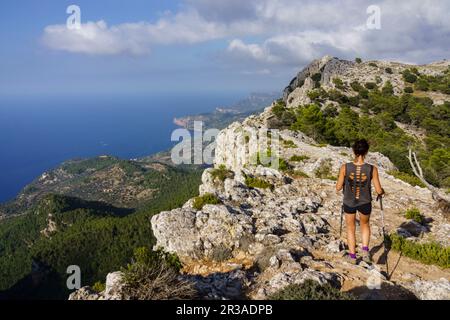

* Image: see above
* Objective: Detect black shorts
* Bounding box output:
[344,202,372,215]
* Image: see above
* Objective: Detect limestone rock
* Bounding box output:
[254,269,340,299]
[325,239,345,253]
[412,278,450,300]
[104,271,125,300]
[68,287,101,300]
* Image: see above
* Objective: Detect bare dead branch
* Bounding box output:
[413,151,423,177]
[407,148,450,207]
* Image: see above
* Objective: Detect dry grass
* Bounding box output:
[121,247,197,300]
[122,262,197,300]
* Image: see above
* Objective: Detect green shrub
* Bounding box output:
[283,140,297,148]
[385,67,393,74]
[387,234,450,268]
[365,82,377,90]
[296,170,310,178]
[388,170,425,188]
[272,100,287,116]
[355,57,362,64]
[403,70,418,83]
[271,101,296,128]
[333,78,346,90]
[415,79,430,91]
[411,67,420,75]
[210,165,234,182]
[253,150,290,172]
[192,193,221,210]
[358,88,369,99]
[307,89,327,102]
[92,281,106,293]
[350,81,365,92]
[253,149,272,167]
[404,86,414,94]
[270,280,354,300]
[289,155,310,162]
[122,247,196,300]
[311,73,322,82]
[287,170,309,178]
[369,62,378,67]
[278,158,291,171]
[314,159,335,180]
[323,104,339,117]
[326,90,348,103]
[382,81,394,95]
[405,208,425,224]
[244,175,274,190]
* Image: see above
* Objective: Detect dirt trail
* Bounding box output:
[316,176,450,298]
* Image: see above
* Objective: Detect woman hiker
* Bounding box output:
[336,139,385,264]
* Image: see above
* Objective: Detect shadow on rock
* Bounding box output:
[183,269,250,300]
[346,282,417,300]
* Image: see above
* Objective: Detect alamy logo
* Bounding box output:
[170,121,281,169]
[66,265,81,290]
[366,266,382,290]
[366,5,381,30]
[66,5,81,30]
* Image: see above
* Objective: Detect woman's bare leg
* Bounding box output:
[345,213,356,254]
[360,213,371,248]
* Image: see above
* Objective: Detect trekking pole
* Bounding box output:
[339,204,344,238]
[377,193,389,275]
[377,194,385,240]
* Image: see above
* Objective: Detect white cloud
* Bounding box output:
[222,0,450,67]
[43,21,149,55]
[227,39,272,62]
[42,0,450,67]
[42,10,230,55]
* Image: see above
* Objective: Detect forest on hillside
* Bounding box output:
[0,164,202,299]
[272,66,450,189]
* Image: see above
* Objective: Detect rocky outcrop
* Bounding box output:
[283,56,450,108]
[283,56,356,106]
[412,278,450,300]
[214,120,396,175]
[69,271,125,301]
[40,213,58,237]
[152,168,325,259]
[72,56,450,300]
[283,55,337,101]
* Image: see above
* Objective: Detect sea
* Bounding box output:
[0,93,241,203]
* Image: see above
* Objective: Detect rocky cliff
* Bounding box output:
[71,56,450,300]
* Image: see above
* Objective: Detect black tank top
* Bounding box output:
[343,163,373,207]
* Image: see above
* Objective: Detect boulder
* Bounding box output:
[104,272,125,300]
[412,278,450,300]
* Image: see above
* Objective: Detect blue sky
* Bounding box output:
[1,0,449,97]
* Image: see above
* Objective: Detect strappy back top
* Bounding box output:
[343,162,373,207]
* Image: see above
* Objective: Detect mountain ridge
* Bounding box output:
[71,55,450,300]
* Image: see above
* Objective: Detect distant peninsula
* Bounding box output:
[173,92,280,130]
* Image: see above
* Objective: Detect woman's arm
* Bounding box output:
[372,166,384,195]
[336,164,346,193]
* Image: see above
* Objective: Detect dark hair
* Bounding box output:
[352,139,369,157]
